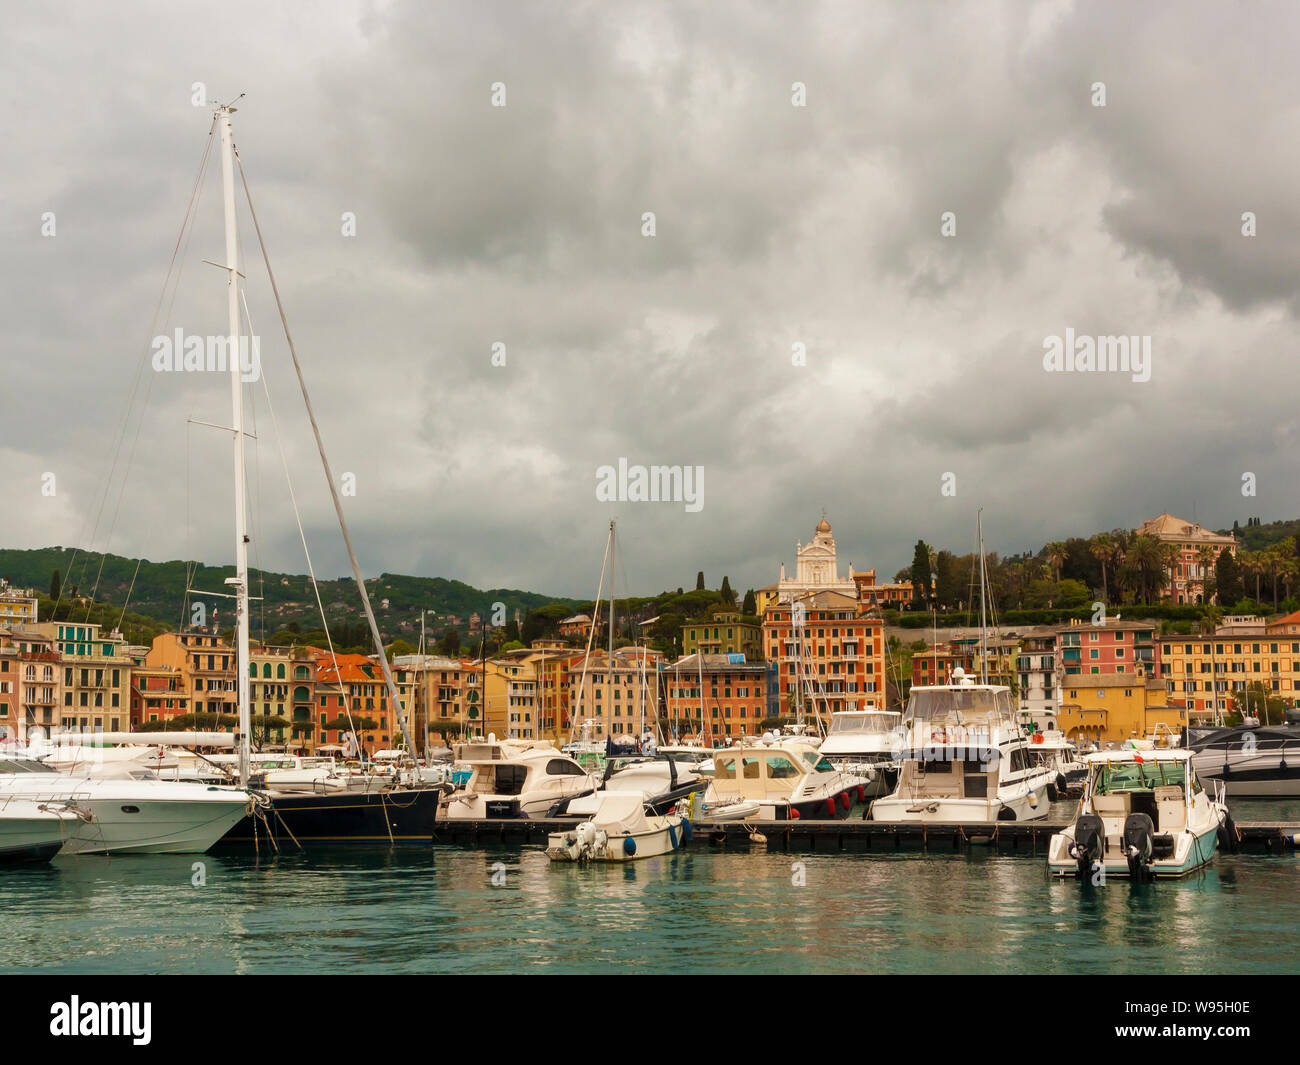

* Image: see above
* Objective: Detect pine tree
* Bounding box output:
[720,575,735,605]
[910,540,933,608]
[1213,547,1242,606]
[49,570,61,600]
[696,571,705,591]
[742,588,757,615]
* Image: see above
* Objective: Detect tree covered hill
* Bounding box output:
[0,546,579,643]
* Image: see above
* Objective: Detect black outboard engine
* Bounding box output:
[1069,813,1106,880]
[1123,812,1156,881]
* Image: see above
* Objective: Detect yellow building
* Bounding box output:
[1158,627,1300,721]
[1058,673,1186,745]
[682,612,761,658]
[32,621,132,733]
[393,654,469,749]
[0,586,39,628]
[483,655,540,740]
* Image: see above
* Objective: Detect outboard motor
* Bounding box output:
[1068,813,1106,880]
[1123,812,1156,881]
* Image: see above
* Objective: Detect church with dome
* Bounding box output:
[755,516,860,612]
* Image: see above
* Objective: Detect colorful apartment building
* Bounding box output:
[130,665,190,727]
[0,630,18,738]
[33,621,132,734]
[0,586,38,628]
[146,631,238,719]
[393,653,469,748]
[1057,672,1186,745]
[9,630,62,738]
[761,590,886,719]
[1057,618,1157,678]
[1136,513,1237,604]
[1016,626,1058,729]
[681,612,761,659]
[1158,625,1300,721]
[312,652,395,753]
[566,647,660,741]
[661,653,769,742]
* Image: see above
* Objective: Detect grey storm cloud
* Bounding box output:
[1,0,1297,603]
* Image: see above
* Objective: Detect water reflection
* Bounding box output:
[1,840,1297,974]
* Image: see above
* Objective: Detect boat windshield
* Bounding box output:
[905,688,1013,727]
[827,713,896,736]
[801,752,836,773]
[1093,761,1187,794]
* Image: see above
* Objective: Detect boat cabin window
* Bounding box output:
[714,754,737,780]
[546,758,587,777]
[765,755,801,779]
[742,757,762,780]
[494,764,528,796]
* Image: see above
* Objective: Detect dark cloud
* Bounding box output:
[2,0,1297,602]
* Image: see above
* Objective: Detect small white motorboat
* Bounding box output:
[1047,748,1232,880]
[546,791,690,862]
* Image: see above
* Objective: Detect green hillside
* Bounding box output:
[0,547,579,645]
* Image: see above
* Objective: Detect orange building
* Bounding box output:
[662,654,769,742]
[311,652,396,753]
[761,590,886,719]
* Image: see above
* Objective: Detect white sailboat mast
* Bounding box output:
[218,104,252,786]
[978,509,989,685]
[607,520,615,737]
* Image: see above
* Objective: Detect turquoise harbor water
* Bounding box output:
[3,799,1298,976]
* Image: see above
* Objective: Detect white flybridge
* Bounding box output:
[870,512,1056,825]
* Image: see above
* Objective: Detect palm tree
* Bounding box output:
[1196,545,1217,605]
[1125,535,1162,603]
[1090,533,1114,604]
[1045,541,1068,584]
[1239,550,1263,604]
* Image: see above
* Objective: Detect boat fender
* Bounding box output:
[840,791,851,811]
[623,836,637,857]
[1028,790,1039,810]
[856,784,867,804]
[789,807,801,819]
[681,817,693,842]
[825,798,837,818]
[668,822,678,849]
[1122,812,1156,881]
[1046,781,1058,802]
[1217,813,1239,853]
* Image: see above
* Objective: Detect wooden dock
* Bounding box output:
[433,818,1300,854]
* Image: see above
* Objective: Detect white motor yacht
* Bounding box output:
[0,754,253,855]
[702,733,870,821]
[870,671,1058,824]
[818,709,903,797]
[1048,749,1232,879]
[440,738,598,819]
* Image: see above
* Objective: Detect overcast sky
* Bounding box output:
[3,0,1298,601]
